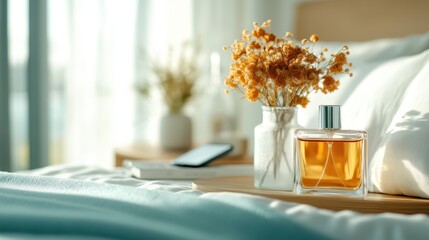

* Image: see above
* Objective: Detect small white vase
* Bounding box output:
[160,113,192,151]
[254,106,302,190]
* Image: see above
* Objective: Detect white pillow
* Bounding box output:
[320,31,429,63]
[342,50,429,198]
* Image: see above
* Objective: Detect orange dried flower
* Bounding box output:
[300,97,309,108]
[301,39,308,45]
[246,88,260,102]
[224,20,352,107]
[264,33,276,42]
[310,34,319,43]
[322,75,339,93]
[335,53,347,64]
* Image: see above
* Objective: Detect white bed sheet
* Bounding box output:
[19,164,429,240]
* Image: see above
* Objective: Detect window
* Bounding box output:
[3,0,295,170]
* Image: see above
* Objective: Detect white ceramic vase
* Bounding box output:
[160,113,192,151]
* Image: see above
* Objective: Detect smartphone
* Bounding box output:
[172,143,233,167]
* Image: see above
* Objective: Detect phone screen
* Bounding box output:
[172,144,233,167]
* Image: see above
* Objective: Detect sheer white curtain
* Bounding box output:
[49,0,194,167]
[9,0,29,171]
[49,0,138,167]
[46,0,298,168]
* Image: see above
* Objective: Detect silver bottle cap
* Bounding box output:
[319,105,341,129]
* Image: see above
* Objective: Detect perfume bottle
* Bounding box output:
[294,105,368,197]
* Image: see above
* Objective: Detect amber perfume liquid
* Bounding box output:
[298,138,362,189]
[294,130,367,197]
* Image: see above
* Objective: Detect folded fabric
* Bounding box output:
[0,172,327,240]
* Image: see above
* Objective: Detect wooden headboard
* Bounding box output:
[296,0,429,42]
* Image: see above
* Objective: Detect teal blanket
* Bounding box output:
[0,172,329,239]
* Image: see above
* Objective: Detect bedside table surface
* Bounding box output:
[115,142,252,167]
[192,176,429,214]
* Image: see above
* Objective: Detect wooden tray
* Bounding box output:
[192,176,429,214]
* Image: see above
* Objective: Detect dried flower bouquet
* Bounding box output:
[224,20,352,107]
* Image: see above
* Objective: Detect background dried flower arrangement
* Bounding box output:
[137,42,200,114]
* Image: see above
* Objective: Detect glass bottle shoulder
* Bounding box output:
[295,128,367,141]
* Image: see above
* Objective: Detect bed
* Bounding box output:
[1,165,427,239]
[2,0,429,239]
